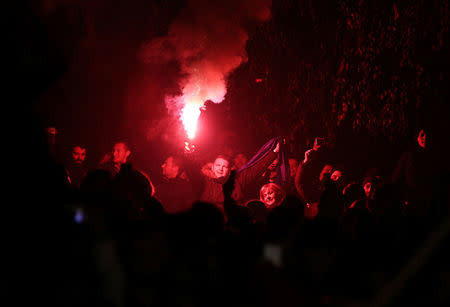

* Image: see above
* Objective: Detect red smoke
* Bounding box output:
[140,0,272,140]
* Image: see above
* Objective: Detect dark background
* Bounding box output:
[10,0,450,182]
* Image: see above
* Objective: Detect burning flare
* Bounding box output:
[140,0,272,143]
[181,102,201,139]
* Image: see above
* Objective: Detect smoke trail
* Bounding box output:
[141,0,272,139]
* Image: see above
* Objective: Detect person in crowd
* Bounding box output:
[295,137,330,202]
[232,153,248,171]
[318,169,345,221]
[259,183,286,210]
[99,141,131,177]
[98,141,155,218]
[241,137,290,202]
[110,164,154,219]
[242,154,281,202]
[155,155,195,214]
[342,182,367,209]
[330,168,342,182]
[65,144,88,189]
[296,163,333,205]
[296,162,335,219]
[289,158,299,179]
[245,199,269,225]
[362,175,378,199]
[282,158,300,196]
[330,166,345,190]
[392,128,434,216]
[200,141,280,210]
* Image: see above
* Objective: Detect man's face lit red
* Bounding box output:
[212,158,230,178]
[113,143,130,165]
[72,146,86,164]
[417,129,426,148]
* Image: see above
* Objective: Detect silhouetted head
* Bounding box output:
[190,201,224,235]
[343,182,366,206]
[245,199,268,224]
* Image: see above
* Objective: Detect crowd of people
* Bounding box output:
[27,126,450,306]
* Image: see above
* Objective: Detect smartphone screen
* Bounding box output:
[263,243,282,267]
[74,207,86,224]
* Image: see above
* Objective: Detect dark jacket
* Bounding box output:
[155,177,194,214]
[65,163,87,189]
[392,144,434,215]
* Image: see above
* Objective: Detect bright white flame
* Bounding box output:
[181,103,201,139]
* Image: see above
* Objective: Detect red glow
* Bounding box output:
[181,103,201,139]
[177,75,227,140]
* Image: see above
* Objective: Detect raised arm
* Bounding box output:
[237,143,279,188]
[201,162,215,178]
[295,161,307,203]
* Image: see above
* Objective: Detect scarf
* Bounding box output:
[238,136,290,187]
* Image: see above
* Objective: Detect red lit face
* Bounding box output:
[319,164,333,181]
[162,157,179,179]
[364,182,372,198]
[113,143,130,165]
[261,188,277,208]
[417,129,426,148]
[72,146,86,164]
[331,170,342,181]
[212,157,230,178]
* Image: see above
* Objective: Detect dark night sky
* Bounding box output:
[11,0,450,180]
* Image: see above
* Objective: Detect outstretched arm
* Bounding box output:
[237,143,279,188]
[223,170,239,218]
